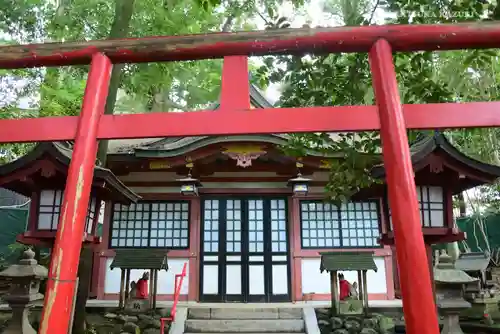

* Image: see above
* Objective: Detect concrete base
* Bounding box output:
[169,307,188,334]
[0,299,403,310]
[185,307,305,334]
[89,299,402,309]
[302,307,320,334]
[189,308,302,320]
[185,319,305,333]
[124,298,150,314]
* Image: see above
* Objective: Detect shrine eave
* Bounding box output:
[104,135,355,179]
[106,84,338,160]
[0,142,140,203]
[133,134,290,158]
[110,249,169,271]
[371,132,500,183]
[110,134,344,161]
[319,251,378,273]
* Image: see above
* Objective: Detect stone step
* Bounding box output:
[188,308,303,320]
[184,333,306,334]
[185,319,305,333]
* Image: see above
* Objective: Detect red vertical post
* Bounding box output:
[219,56,250,110]
[369,39,439,334]
[39,53,112,334]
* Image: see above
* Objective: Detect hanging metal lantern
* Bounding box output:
[287,173,311,196]
[177,173,202,196]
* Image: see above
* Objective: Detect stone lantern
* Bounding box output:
[434,252,478,334]
[455,252,499,319]
[0,248,48,334]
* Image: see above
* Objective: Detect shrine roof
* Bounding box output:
[110,249,168,271]
[107,84,335,158]
[434,268,479,284]
[0,142,140,203]
[108,134,346,161]
[455,252,491,272]
[371,132,500,180]
[319,251,378,273]
[107,83,275,155]
[127,134,289,157]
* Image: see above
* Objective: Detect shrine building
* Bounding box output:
[0,85,499,303]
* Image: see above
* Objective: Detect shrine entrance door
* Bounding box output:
[199,197,291,302]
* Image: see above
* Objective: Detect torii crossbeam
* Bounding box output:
[0,22,499,334]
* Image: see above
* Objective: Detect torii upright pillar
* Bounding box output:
[38,53,112,334]
[369,39,440,334]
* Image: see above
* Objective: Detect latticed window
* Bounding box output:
[38,190,63,230]
[300,200,380,249]
[85,197,98,234]
[387,186,445,229]
[110,201,190,249]
[38,189,97,233]
[418,186,445,227]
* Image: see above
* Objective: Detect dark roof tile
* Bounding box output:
[0,142,140,203]
[455,252,490,272]
[319,251,378,273]
[110,249,168,270]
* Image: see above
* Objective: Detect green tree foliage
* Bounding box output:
[0,0,304,162]
[0,0,499,208]
[256,0,500,205]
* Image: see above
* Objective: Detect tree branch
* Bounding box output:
[256,11,272,26]
[368,0,381,25]
[165,97,188,111]
[221,15,235,32]
[97,0,136,166]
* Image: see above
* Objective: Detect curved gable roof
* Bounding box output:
[108,83,275,155]
[107,84,337,159]
[120,133,344,159]
[133,134,290,158]
[372,132,500,179]
[0,142,139,203]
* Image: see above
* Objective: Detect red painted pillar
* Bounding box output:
[369,39,439,334]
[39,53,112,334]
[219,56,250,110]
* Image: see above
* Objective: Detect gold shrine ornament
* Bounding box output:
[222,144,267,168]
[319,160,332,169]
[149,160,171,170]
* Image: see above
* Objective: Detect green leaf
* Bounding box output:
[267,6,274,19]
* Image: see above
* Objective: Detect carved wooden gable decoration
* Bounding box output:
[221,144,267,168]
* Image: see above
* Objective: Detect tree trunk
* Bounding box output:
[71,247,94,334]
[457,192,466,217]
[96,0,136,166]
[73,2,136,332]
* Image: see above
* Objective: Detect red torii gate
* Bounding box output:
[1,23,500,334]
